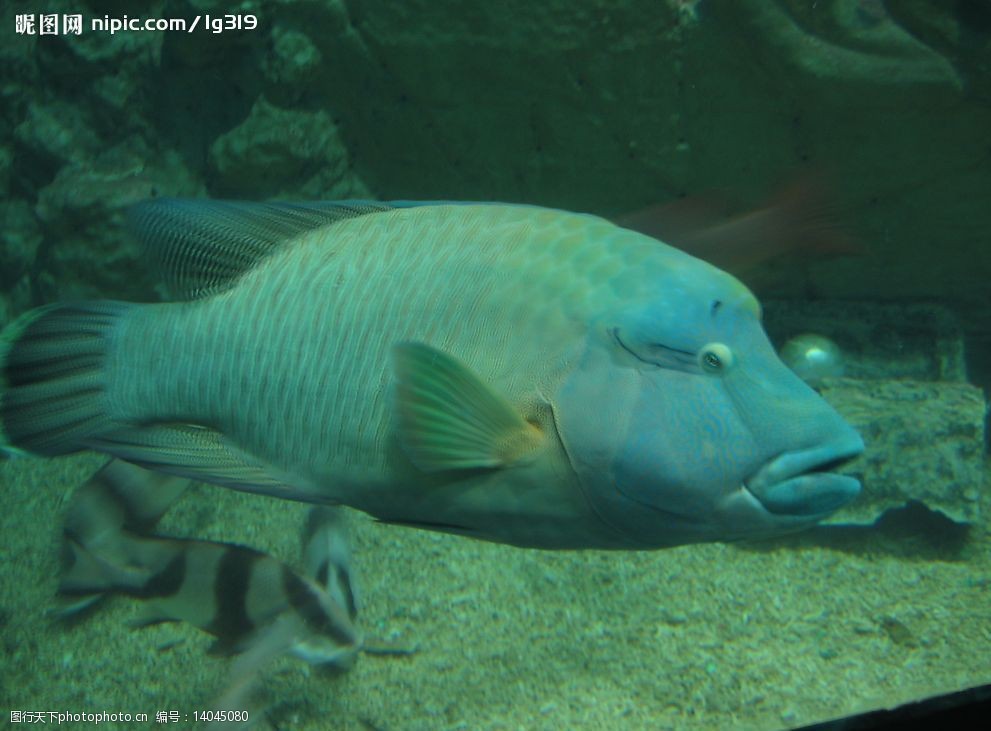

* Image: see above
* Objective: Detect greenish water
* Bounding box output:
[2,0,991,728]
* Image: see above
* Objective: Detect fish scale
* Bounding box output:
[115,208,579,481]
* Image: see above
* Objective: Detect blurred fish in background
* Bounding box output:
[617,174,863,281]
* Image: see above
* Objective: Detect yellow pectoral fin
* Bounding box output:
[393,342,544,472]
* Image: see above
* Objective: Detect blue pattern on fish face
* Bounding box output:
[553,275,863,547]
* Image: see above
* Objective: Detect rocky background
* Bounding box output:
[2,0,989,351]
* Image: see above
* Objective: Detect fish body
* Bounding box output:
[1,200,864,549]
[59,460,361,667]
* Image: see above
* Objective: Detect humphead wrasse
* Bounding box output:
[0,200,864,549]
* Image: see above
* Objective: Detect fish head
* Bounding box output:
[553,254,864,547]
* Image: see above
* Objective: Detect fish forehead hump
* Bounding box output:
[177,202,751,402]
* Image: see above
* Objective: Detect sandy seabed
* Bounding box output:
[2,453,989,730]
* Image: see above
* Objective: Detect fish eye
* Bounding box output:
[698,342,734,373]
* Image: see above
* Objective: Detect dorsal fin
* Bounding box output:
[128,198,395,300]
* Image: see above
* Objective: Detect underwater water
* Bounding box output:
[2,1,990,729]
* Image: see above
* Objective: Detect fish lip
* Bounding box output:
[744,438,865,517]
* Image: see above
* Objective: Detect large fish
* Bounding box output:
[0,200,864,548]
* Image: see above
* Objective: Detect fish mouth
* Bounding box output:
[744,438,864,517]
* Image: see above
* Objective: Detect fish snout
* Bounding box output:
[744,435,864,517]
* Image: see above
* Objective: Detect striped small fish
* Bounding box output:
[59,460,361,668]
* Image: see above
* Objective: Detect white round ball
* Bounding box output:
[779,333,845,386]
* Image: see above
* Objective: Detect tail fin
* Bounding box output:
[59,532,144,600]
[0,301,132,456]
[58,526,165,612]
[58,459,190,614]
[64,459,191,545]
